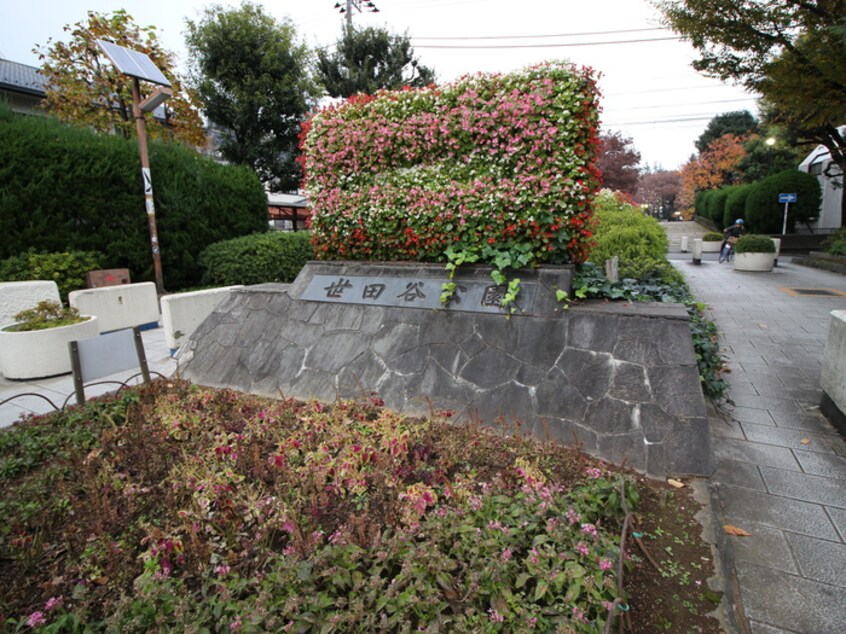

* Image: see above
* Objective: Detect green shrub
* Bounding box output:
[723,184,751,229]
[735,234,776,254]
[827,240,846,256]
[706,188,731,227]
[3,301,86,332]
[744,170,821,233]
[0,105,267,290]
[199,231,314,286]
[0,249,103,301]
[702,232,723,242]
[695,190,713,220]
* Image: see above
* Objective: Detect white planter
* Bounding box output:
[734,252,775,272]
[0,316,99,379]
[701,241,722,253]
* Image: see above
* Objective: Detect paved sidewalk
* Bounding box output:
[670,252,846,634]
[0,326,178,428]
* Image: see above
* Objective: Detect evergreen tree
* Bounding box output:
[317,25,435,98]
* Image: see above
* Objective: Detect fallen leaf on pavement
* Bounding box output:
[667,478,685,489]
[723,525,752,537]
[800,438,811,445]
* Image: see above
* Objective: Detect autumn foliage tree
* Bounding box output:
[597,131,641,195]
[36,10,205,147]
[636,170,681,218]
[678,133,748,214]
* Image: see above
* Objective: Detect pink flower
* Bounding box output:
[581,523,598,537]
[501,548,513,562]
[215,565,231,576]
[26,612,46,627]
[585,467,603,479]
[44,596,63,612]
[229,615,242,631]
[576,541,590,556]
[566,507,581,525]
[488,608,505,623]
[599,557,613,571]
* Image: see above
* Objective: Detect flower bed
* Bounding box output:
[301,62,601,267]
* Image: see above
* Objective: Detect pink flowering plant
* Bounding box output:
[301,62,601,271]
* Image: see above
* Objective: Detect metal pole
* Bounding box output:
[782,202,790,236]
[346,0,354,28]
[131,77,165,295]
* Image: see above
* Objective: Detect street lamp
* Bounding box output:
[96,39,173,295]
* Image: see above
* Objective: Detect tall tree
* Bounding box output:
[316,25,435,98]
[597,131,641,195]
[695,110,758,153]
[736,135,804,183]
[657,0,846,225]
[636,170,682,218]
[678,133,748,212]
[186,2,320,192]
[35,10,205,146]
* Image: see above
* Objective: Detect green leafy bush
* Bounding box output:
[734,234,776,254]
[3,301,86,332]
[589,191,675,282]
[702,232,723,242]
[0,104,267,290]
[744,170,821,233]
[828,240,846,256]
[199,231,314,286]
[0,250,103,301]
[723,184,751,229]
[694,190,713,221]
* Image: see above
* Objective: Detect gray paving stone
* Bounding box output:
[826,507,846,543]
[713,436,800,471]
[760,467,846,510]
[770,411,841,434]
[724,519,798,574]
[794,450,846,481]
[785,532,846,587]
[712,459,767,491]
[719,484,839,540]
[729,406,776,426]
[741,422,845,456]
[709,416,746,439]
[749,622,797,634]
[727,393,807,416]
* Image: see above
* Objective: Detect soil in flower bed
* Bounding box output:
[0,380,723,633]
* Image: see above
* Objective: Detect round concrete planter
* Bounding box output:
[734,252,775,272]
[701,241,722,253]
[0,316,99,379]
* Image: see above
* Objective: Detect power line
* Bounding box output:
[412,36,681,49]
[413,27,670,41]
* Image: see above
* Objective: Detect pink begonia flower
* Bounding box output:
[599,558,613,571]
[581,523,598,537]
[576,541,590,556]
[26,612,46,627]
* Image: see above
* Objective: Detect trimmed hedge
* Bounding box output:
[723,184,751,229]
[0,105,268,290]
[744,170,821,233]
[706,188,731,227]
[302,62,601,266]
[199,231,314,286]
[735,234,776,254]
[0,250,103,301]
[702,232,723,242]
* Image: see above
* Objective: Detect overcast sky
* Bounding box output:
[1,0,759,170]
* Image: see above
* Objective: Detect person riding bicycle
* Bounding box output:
[720,219,746,258]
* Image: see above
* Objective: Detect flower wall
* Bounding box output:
[301,61,601,265]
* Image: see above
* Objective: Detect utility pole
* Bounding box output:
[333,1,379,28]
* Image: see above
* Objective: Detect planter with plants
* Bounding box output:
[734,234,777,272]
[0,301,99,379]
[701,232,724,253]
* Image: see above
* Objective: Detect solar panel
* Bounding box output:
[96,39,172,87]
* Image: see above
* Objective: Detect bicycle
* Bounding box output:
[718,237,736,264]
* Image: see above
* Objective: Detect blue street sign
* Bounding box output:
[779,193,798,203]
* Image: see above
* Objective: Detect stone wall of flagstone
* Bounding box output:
[180,263,713,477]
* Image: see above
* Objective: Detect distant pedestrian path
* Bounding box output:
[661,220,710,252]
